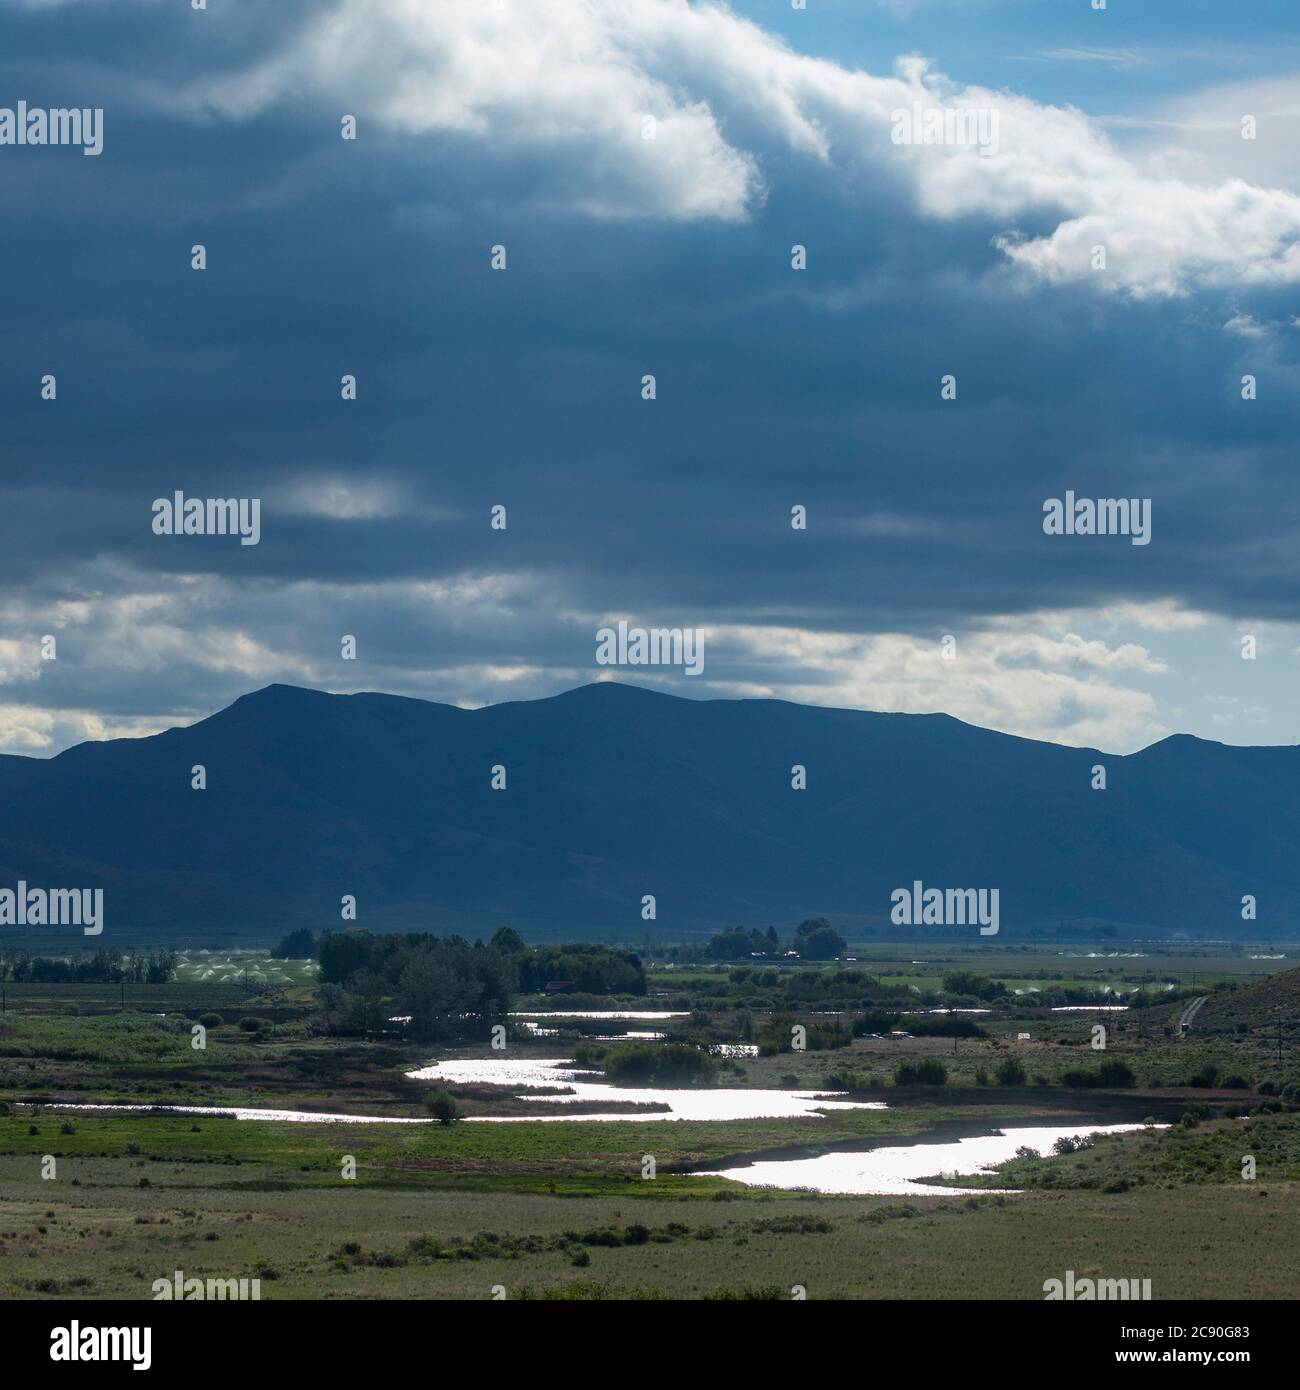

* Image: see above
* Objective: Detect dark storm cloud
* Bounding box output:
[2,0,1299,738]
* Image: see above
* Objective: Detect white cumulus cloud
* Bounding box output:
[177,0,1300,295]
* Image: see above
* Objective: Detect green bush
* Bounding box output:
[893,1059,947,1086]
[604,1043,714,1085]
[1060,1060,1135,1089]
[424,1091,459,1124]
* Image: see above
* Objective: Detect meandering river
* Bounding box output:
[406,1057,884,1122]
[19,1056,1160,1196]
[701,1121,1157,1195]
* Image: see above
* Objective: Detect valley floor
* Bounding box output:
[3,940,1298,1300]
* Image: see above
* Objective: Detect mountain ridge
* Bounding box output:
[1,680,1296,939]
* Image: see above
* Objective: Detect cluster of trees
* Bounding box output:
[703,918,848,962]
[685,966,917,1013]
[512,943,646,996]
[319,931,513,1042]
[795,918,848,960]
[0,949,176,984]
[941,970,1005,1002]
[706,926,781,960]
[271,928,316,960]
[315,930,645,1041]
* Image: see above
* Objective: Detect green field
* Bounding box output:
[173,952,320,988]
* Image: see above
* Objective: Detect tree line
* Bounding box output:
[0,949,177,984]
[313,929,647,1042]
[702,917,847,961]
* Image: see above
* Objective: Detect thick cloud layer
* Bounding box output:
[2,0,1299,753]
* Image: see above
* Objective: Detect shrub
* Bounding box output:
[424,1091,458,1124]
[237,1017,262,1033]
[995,1057,1027,1086]
[1098,1060,1136,1088]
[604,1043,714,1086]
[852,1010,900,1037]
[198,1013,223,1028]
[1060,1060,1135,1089]
[893,1059,947,1086]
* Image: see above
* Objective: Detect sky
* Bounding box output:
[3,0,1300,756]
